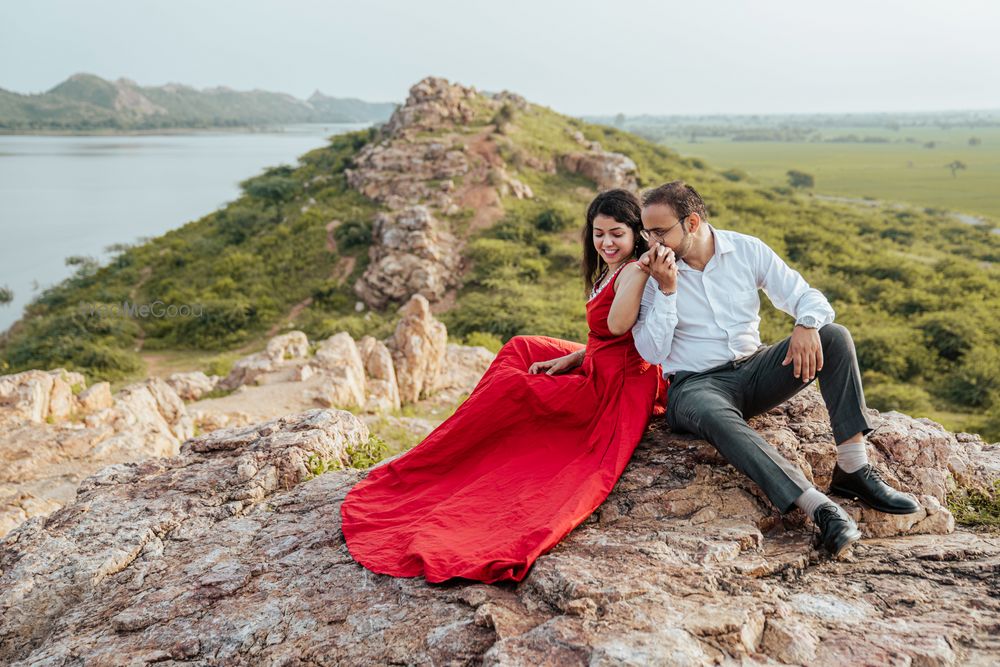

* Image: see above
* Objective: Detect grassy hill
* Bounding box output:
[0,74,396,131]
[2,79,999,440]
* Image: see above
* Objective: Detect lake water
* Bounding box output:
[0,123,367,334]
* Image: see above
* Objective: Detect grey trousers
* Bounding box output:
[665,323,873,513]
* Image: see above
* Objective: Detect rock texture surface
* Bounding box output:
[2,395,998,666]
[354,206,461,310]
[387,294,449,404]
[0,374,194,539]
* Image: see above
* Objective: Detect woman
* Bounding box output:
[340,189,666,583]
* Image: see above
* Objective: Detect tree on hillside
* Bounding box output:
[491,103,516,134]
[0,285,12,306]
[946,160,967,178]
[786,169,814,189]
[239,165,302,218]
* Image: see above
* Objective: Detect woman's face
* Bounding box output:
[592,214,635,266]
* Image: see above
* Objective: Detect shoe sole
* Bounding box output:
[828,485,922,515]
[828,528,862,559]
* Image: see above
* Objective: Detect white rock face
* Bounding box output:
[265,330,310,362]
[310,333,367,410]
[166,371,219,401]
[220,331,311,391]
[358,336,401,413]
[354,206,461,310]
[0,370,56,424]
[438,344,495,397]
[0,374,195,539]
[220,352,279,390]
[386,295,449,404]
[77,382,114,412]
[559,150,638,191]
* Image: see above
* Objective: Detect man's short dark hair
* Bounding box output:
[641,180,709,222]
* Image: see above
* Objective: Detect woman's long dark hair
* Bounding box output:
[581,189,647,295]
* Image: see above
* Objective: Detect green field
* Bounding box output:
[667,126,1000,223]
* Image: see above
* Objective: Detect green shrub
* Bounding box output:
[348,434,390,468]
[465,238,546,285]
[240,165,302,207]
[979,404,1000,443]
[214,205,273,244]
[945,346,1000,408]
[853,325,930,381]
[948,480,1000,529]
[333,219,372,250]
[462,331,503,353]
[919,313,979,363]
[535,207,575,232]
[864,380,933,415]
[166,298,260,349]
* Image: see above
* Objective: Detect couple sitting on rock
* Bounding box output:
[341,181,920,584]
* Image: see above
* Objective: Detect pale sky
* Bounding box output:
[2,0,998,116]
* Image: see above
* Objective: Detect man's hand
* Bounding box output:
[529,350,584,375]
[782,325,823,383]
[642,243,678,294]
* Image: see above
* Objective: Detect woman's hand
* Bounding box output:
[529,350,584,375]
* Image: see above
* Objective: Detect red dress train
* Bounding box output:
[340,263,666,583]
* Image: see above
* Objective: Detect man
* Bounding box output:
[632,180,919,557]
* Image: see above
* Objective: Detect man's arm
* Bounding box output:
[753,238,832,382]
[753,238,835,326]
[632,276,679,365]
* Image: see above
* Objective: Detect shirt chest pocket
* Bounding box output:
[725,287,760,325]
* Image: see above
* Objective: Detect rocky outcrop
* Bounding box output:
[347,141,471,211]
[307,333,367,410]
[1,400,997,665]
[354,206,461,310]
[0,369,86,425]
[165,371,219,401]
[382,76,480,138]
[436,343,496,403]
[346,77,517,309]
[0,374,194,539]
[220,331,311,390]
[265,330,310,362]
[219,352,279,390]
[559,150,639,191]
[77,381,113,412]
[386,294,449,404]
[358,336,401,413]
[0,309,494,541]
[556,129,639,191]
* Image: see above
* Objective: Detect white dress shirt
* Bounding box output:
[632,224,835,375]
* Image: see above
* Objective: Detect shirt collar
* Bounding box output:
[709,224,735,255]
[677,223,731,271]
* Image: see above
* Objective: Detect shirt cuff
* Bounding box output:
[795,309,835,327]
[653,289,677,312]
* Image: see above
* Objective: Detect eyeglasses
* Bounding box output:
[639,216,687,243]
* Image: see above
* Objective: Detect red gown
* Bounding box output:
[340,262,666,583]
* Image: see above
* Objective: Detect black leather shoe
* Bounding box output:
[812,502,861,558]
[829,464,921,515]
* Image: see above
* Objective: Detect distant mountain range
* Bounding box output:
[0,74,398,132]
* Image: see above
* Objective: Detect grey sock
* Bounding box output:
[837,441,868,473]
[795,488,832,519]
